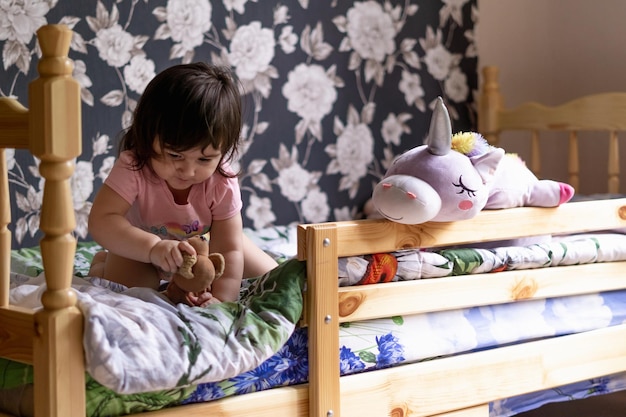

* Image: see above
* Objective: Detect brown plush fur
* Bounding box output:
[165,236,225,306]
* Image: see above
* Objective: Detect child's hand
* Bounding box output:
[188,291,222,307]
[149,240,197,272]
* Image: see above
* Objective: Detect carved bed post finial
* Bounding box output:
[30,23,81,309]
[29,24,86,417]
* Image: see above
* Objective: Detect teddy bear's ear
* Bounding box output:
[208,253,226,278]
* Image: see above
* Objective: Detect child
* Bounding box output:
[88,62,277,306]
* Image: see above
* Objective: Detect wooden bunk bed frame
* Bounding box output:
[479,65,626,194]
[1,25,626,417]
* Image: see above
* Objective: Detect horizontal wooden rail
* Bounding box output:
[336,261,626,322]
[0,98,29,149]
[0,306,35,363]
[298,199,626,259]
[139,323,626,417]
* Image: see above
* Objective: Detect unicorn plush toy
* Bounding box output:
[371,97,575,224]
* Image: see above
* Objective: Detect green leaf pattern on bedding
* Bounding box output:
[8,258,306,395]
[10,242,103,278]
[338,233,626,284]
[436,248,486,275]
[85,376,195,416]
[0,358,197,416]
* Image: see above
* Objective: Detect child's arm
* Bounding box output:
[206,213,244,302]
[88,184,195,272]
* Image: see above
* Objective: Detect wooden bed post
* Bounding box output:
[29,24,85,417]
[479,66,504,146]
[305,224,340,417]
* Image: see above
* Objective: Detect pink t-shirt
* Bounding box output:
[105,150,242,240]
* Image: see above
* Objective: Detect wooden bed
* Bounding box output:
[1,25,626,417]
[479,65,626,194]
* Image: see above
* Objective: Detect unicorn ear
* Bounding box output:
[425,97,452,156]
[470,147,505,184]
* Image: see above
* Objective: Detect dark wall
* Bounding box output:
[2,0,477,247]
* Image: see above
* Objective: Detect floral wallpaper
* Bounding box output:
[1,0,477,248]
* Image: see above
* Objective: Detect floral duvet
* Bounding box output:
[2,229,626,416]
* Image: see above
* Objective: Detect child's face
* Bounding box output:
[151,140,222,190]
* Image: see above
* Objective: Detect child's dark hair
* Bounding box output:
[120,62,242,178]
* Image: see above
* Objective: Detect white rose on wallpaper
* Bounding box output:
[98,156,115,181]
[381,112,412,147]
[301,188,329,223]
[275,162,316,203]
[282,63,337,122]
[124,55,156,94]
[278,26,297,54]
[72,59,95,107]
[423,43,454,81]
[72,160,94,208]
[72,160,95,239]
[92,134,111,157]
[93,24,135,68]
[224,0,250,15]
[24,159,94,241]
[228,21,275,81]
[333,206,358,222]
[273,5,289,25]
[444,67,469,103]
[398,70,425,111]
[14,184,40,243]
[4,148,15,170]
[441,0,471,26]
[0,0,49,44]
[326,121,374,198]
[245,194,276,230]
[0,0,50,73]
[420,26,462,83]
[337,123,374,177]
[165,0,212,51]
[345,1,395,63]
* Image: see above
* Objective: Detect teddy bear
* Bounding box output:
[165,235,226,306]
[371,97,575,225]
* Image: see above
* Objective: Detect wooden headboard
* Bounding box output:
[479,65,626,194]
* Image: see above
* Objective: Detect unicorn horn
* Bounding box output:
[425,97,452,156]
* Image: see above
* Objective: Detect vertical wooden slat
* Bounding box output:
[0,98,30,307]
[568,131,580,191]
[530,130,541,177]
[306,224,340,417]
[29,24,85,417]
[0,148,9,307]
[608,130,620,194]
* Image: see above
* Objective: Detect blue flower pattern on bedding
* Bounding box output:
[8,258,306,396]
[491,375,626,417]
[5,229,626,416]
